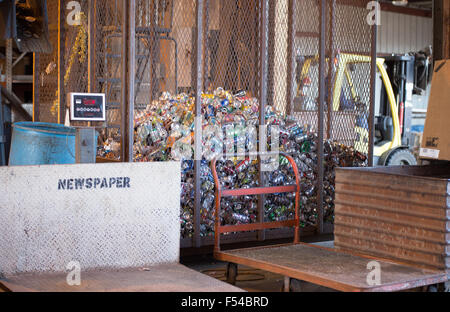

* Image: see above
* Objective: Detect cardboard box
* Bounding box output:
[420,60,450,161]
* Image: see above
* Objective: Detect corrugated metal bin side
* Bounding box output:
[334,165,450,275]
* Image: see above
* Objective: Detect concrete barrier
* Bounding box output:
[0,162,181,275]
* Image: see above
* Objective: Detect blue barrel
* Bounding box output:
[9,122,76,166]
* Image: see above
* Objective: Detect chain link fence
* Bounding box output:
[205,0,261,96]
[94,0,123,155]
[34,0,376,246]
[35,0,59,123]
[330,0,373,153]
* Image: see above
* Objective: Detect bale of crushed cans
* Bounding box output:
[98,88,367,238]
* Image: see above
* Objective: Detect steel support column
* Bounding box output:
[58,0,66,124]
[286,0,295,116]
[368,2,378,167]
[327,0,336,140]
[0,91,5,166]
[194,0,205,248]
[257,0,269,241]
[88,0,97,93]
[6,39,13,92]
[33,53,39,121]
[317,0,327,234]
[121,0,136,162]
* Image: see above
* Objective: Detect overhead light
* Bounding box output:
[392,0,408,6]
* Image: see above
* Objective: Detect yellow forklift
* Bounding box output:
[295,53,427,166]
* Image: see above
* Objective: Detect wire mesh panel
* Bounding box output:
[33,0,376,245]
[36,0,59,123]
[292,0,320,128]
[267,0,290,115]
[290,0,322,227]
[322,0,373,225]
[63,0,89,104]
[282,0,374,228]
[329,0,373,153]
[205,0,260,96]
[93,0,124,159]
[197,0,264,238]
[132,0,197,104]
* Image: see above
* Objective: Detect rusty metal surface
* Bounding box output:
[335,165,450,272]
[121,0,136,162]
[180,226,319,249]
[219,220,297,234]
[0,263,244,292]
[211,152,301,253]
[215,243,447,292]
[221,185,297,197]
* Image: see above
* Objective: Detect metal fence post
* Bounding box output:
[317,0,327,235]
[121,0,136,162]
[6,39,13,93]
[0,91,5,166]
[327,0,336,140]
[88,0,97,93]
[368,2,378,167]
[194,0,205,248]
[33,53,39,122]
[286,0,295,117]
[58,0,66,124]
[257,0,269,241]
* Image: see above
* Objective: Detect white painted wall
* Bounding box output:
[377,11,432,54]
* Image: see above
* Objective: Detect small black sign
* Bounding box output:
[70,93,106,121]
[425,137,439,148]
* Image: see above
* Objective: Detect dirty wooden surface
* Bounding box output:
[0,263,244,292]
[216,243,448,292]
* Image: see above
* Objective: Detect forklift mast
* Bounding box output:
[382,55,415,147]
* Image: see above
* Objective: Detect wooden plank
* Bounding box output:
[0,264,244,292]
[216,243,447,292]
[434,0,450,61]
